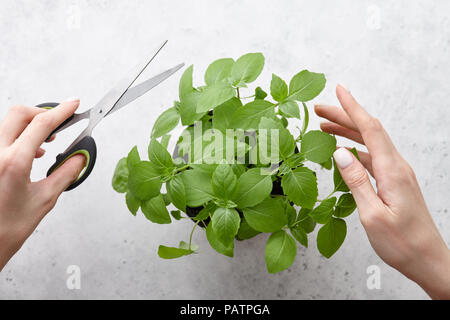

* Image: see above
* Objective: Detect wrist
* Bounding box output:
[409,243,450,299]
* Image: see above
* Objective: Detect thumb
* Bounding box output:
[333,148,382,211]
[44,154,87,195]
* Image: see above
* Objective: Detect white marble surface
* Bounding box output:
[0,0,449,299]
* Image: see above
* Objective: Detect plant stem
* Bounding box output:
[188,220,200,250]
[175,164,189,173]
[240,94,255,99]
[236,87,240,99]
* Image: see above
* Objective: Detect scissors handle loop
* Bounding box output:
[37,103,97,191]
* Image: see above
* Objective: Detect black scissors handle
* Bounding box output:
[36,102,97,191]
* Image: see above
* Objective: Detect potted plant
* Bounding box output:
[112,52,358,273]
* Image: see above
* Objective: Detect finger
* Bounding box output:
[0,105,46,147]
[335,85,397,159]
[46,134,56,143]
[35,148,46,158]
[340,147,374,177]
[320,122,365,145]
[38,154,86,198]
[314,104,359,131]
[333,147,384,213]
[14,99,80,163]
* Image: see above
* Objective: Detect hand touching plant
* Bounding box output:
[0,100,86,271]
[316,85,450,299]
[113,53,359,273]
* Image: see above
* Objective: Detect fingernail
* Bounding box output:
[333,148,354,169]
[64,97,79,102]
[338,83,350,92]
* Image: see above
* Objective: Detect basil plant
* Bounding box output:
[112,53,358,273]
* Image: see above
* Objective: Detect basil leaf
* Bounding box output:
[334,193,357,218]
[231,52,265,86]
[243,197,287,232]
[285,203,297,227]
[233,168,273,208]
[211,207,241,244]
[255,86,267,100]
[296,208,316,233]
[125,192,140,216]
[204,58,234,85]
[196,82,236,113]
[288,70,326,102]
[317,217,347,258]
[265,230,297,274]
[194,202,216,221]
[141,194,171,224]
[112,157,128,193]
[281,167,318,209]
[211,164,238,200]
[270,74,288,102]
[151,107,180,138]
[148,139,174,174]
[290,226,308,248]
[180,169,215,207]
[279,100,300,119]
[127,146,141,171]
[178,66,204,126]
[167,175,186,211]
[300,130,336,164]
[170,210,182,220]
[160,134,171,149]
[206,223,234,257]
[231,100,275,130]
[158,245,193,259]
[236,218,260,240]
[127,161,162,201]
[212,97,241,134]
[309,197,337,224]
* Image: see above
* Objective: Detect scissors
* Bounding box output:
[36,40,184,191]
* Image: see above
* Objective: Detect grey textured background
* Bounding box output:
[0,0,449,299]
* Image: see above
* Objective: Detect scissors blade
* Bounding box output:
[87,40,168,132]
[106,63,184,117]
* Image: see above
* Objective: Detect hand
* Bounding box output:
[0,99,86,271]
[314,85,450,299]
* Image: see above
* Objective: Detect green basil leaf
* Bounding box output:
[288,70,326,102]
[127,161,162,201]
[295,208,316,233]
[196,82,236,113]
[279,100,300,119]
[148,138,174,174]
[170,210,182,220]
[204,58,234,85]
[334,193,357,218]
[320,158,333,170]
[270,74,288,102]
[127,146,141,171]
[290,226,308,247]
[141,194,171,224]
[151,107,180,138]
[255,86,268,100]
[236,218,260,240]
[179,66,204,126]
[125,192,140,216]
[212,97,241,134]
[285,203,297,227]
[112,157,128,193]
[231,100,275,130]
[158,245,193,259]
[243,197,287,232]
[309,197,337,224]
[160,134,171,149]
[167,175,186,211]
[281,167,318,209]
[231,52,265,86]
[211,164,238,200]
[233,168,273,208]
[300,130,336,164]
[211,207,241,244]
[317,217,347,258]
[194,202,216,221]
[265,230,297,274]
[180,169,215,207]
[206,223,234,257]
